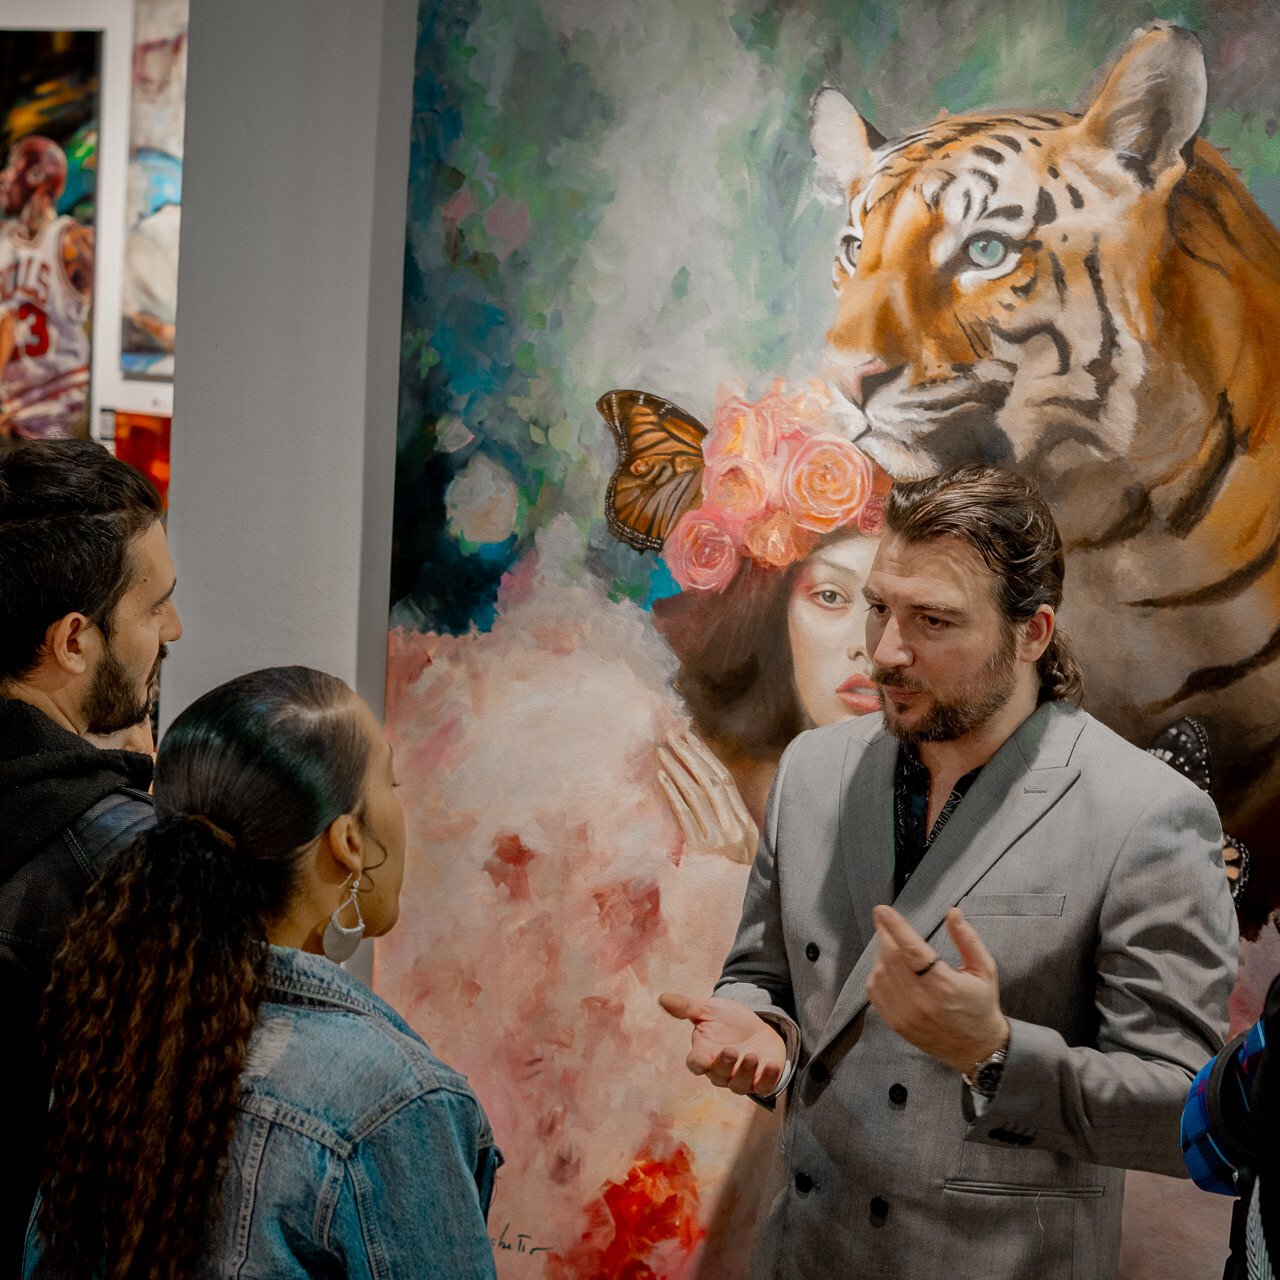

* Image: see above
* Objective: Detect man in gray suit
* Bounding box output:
[662,465,1237,1279]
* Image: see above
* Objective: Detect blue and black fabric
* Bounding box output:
[0,700,154,1280]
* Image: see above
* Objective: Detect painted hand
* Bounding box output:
[865,904,1009,1074]
[656,729,758,865]
[659,992,787,1096]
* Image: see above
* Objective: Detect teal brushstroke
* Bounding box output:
[641,559,683,609]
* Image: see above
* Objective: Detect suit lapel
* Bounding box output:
[813,702,1085,1060]
[837,726,896,960]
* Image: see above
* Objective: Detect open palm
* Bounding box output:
[660,992,787,1095]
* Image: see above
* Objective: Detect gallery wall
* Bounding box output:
[160,0,416,730]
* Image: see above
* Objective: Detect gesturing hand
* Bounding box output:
[659,992,787,1096]
[865,905,1009,1074]
[657,730,759,865]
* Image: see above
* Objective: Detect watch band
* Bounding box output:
[963,1043,1008,1099]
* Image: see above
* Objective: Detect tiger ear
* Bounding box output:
[1080,23,1206,185]
[810,88,885,197]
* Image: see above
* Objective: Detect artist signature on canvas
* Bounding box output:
[490,1221,552,1256]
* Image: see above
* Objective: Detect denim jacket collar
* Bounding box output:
[263,945,412,1034]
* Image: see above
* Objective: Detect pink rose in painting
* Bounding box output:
[702,456,770,527]
[743,510,818,569]
[782,433,874,533]
[664,511,741,592]
[705,390,764,467]
[753,377,830,447]
[858,495,887,536]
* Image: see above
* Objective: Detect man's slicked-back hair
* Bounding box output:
[885,465,1085,704]
[0,440,163,685]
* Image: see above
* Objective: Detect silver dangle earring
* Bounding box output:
[322,874,365,962]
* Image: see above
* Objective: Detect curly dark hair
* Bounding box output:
[37,666,372,1279]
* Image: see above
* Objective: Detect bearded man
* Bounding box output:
[0,440,181,1275]
[662,465,1237,1280]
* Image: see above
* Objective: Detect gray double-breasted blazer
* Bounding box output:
[715,700,1238,1279]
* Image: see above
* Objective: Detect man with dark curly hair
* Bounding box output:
[0,439,181,1275]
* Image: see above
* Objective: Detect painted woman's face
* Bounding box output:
[786,532,880,727]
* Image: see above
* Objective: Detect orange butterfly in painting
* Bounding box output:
[597,390,707,551]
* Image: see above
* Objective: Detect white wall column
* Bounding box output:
[163,0,416,726]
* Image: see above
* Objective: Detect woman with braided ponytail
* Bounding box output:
[24,666,500,1280]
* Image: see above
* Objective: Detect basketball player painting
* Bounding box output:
[0,135,93,441]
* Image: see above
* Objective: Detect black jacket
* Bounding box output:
[0,700,154,1277]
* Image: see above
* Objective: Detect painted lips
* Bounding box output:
[836,673,881,715]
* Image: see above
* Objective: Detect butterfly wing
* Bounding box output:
[597,389,707,551]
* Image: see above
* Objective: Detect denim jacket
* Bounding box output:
[25,946,501,1279]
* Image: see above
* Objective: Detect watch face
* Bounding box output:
[976,1062,1003,1094]
[969,1048,1007,1097]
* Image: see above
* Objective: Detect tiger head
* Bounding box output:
[810,23,1280,544]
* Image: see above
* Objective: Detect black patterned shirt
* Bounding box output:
[893,744,982,895]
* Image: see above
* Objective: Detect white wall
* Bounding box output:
[162,0,417,728]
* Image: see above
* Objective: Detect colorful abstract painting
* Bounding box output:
[378,3,1280,1275]
[120,0,187,379]
[0,30,99,442]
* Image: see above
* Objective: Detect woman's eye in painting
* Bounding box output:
[812,586,849,608]
[963,235,1010,270]
[840,230,862,270]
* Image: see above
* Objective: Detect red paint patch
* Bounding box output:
[536,1104,583,1186]
[579,995,630,1061]
[549,1142,706,1280]
[484,833,537,901]
[407,955,482,1009]
[593,879,664,972]
[412,711,465,781]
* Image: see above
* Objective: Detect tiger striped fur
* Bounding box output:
[811,23,1280,926]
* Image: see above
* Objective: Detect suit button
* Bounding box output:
[809,1061,829,1085]
[795,1171,814,1194]
[805,942,820,962]
[888,1083,908,1106]
[870,1195,890,1220]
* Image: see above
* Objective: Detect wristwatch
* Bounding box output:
[963,1042,1008,1099]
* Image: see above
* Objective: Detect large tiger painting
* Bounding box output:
[810,22,1280,928]
[383,7,1280,1278]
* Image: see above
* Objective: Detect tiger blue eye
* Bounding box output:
[966,237,1007,269]
[841,233,862,268]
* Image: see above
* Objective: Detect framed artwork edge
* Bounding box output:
[2,0,173,428]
